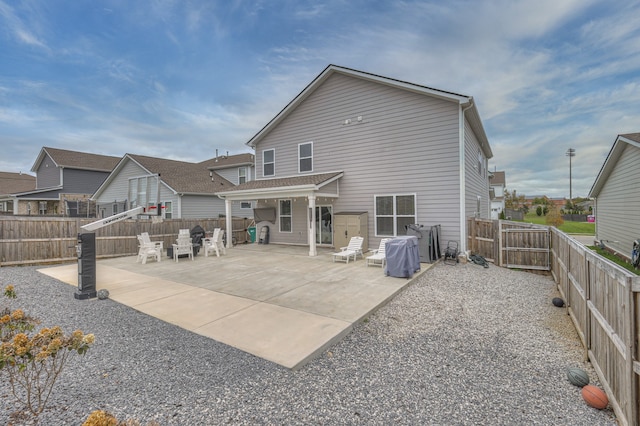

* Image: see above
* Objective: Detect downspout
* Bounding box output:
[459,99,474,254]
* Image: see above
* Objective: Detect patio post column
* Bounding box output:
[225,199,233,249]
[308,194,317,256]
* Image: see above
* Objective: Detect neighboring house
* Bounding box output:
[489,171,506,220]
[216,64,493,255]
[92,153,250,219]
[0,147,119,216]
[588,133,640,259]
[199,152,255,212]
[0,172,36,213]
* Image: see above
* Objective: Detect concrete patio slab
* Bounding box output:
[38,243,432,369]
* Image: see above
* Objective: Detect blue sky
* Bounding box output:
[1,1,639,198]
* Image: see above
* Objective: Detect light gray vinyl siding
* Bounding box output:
[255,72,463,248]
[94,160,179,216]
[215,166,254,185]
[180,195,228,219]
[254,199,309,245]
[464,119,490,220]
[595,143,640,257]
[62,169,110,193]
[36,155,60,188]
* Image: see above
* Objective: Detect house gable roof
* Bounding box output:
[31,147,120,173]
[246,64,492,159]
[0,172,36,195]
[93,154,235,199]
[589,133,640,197]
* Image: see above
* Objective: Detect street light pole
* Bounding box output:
[566,148,575,206]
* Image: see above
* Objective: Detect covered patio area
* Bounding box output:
[39,243,432,369]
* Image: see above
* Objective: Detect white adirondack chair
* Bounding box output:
[203,228,226,257]
[332,236,364,263]
[172,235,193,262]
[137,235,162,264]
[366,238,390,267]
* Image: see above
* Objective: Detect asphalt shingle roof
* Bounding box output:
[198,153,254,169]
[128,154,234,194]
[218,172,343,193]
[43,147,120,172]
[0,172,36,195]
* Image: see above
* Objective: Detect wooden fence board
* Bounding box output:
[0,217,253,265]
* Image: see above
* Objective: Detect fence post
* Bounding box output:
[497,220,503,267]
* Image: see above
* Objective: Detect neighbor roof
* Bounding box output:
[199,153,254,170]
[489,171,505,186]
[589,133,640,198]
[127,154,234,194]
[246,64,492,159]
[0,171,36,195]
[31,147,120,173]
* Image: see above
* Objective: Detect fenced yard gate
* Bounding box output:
[468,217,640,426]
[467,218,550,270]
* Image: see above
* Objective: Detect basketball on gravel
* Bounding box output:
[582,385,608,409]
[552,297,565,307]
[566,367,589,387]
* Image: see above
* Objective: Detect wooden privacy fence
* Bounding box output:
[468,217,640,425]
[467,218,550,270]
[0,216,254,266]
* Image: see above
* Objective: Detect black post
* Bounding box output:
[75,232,97,300]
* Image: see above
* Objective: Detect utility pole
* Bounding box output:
[566,148,575,206]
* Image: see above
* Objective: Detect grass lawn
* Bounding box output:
[519,212,595,234]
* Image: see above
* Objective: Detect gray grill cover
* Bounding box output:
[384,236,420,278]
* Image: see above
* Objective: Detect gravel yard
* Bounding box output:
[0,262,618,425]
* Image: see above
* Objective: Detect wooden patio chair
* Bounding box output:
[332,236,364,263]
[366,238,390,267]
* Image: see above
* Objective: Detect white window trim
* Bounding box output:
[279,199,292,233]
[163,201,173,219]
[373,193,417,237]
[238,167,247,184]
[263,149,275,177]
[298,141,313,173]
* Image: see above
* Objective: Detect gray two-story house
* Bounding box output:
[3,147,119,216]
[217,65,493,256]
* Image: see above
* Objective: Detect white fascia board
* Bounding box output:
[217,185,319,201]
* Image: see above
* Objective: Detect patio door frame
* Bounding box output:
[315,205,333,246]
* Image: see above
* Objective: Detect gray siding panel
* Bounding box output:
[36,155,60,188]
[62,169,110,193]
[255,73,464,247]
[596,143,640,256]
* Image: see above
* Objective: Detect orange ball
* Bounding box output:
[581,385,608,410]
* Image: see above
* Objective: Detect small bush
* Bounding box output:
[0,284,95,417]
[536,206,542,216]
[545,207,564,228]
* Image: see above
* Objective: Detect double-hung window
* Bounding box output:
[263,149,275,177]
[374,194,416,236]
[298,142,313,173]
[279,199,292,232]
[238,167,247,184]
[163,201,172,219]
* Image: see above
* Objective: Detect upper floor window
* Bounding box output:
[477,149,484,177]
[299,142,313,173]
[263,149,275,177]
[238,167,247,184]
